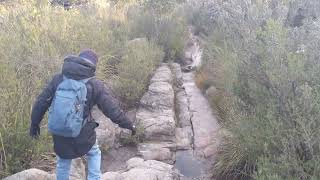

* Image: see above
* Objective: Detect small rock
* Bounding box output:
[205,86,217,98]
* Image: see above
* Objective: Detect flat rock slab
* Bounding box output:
[176,90,192,128]
[150,65,173,84]
[136,110,176,141]
[138,142,176,164]
[140,82,174,112]
[182,72,221,158]
[102,158,181,180]
[175,127,193,150]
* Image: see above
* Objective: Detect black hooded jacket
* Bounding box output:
[30,56,133,159]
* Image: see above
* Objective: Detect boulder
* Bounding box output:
[93,108,120,151]
[136,110,176,141]
[4,158,85,180]
[138,142,176,164]
[140,82,174,112]
[3,169,52,180]
[102,158,181,180]
[126,157,145,169]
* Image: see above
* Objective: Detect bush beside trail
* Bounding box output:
[0,0,187,178]
[187,0,320,179]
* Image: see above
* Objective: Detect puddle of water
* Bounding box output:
[174,150,204,178]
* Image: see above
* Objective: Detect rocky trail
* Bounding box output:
[4,28,221,180]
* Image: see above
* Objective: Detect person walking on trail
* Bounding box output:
[29,49,136,180]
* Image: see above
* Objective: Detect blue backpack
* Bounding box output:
[48,76,92,137]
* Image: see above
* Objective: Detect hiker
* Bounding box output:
[29,49,136,180]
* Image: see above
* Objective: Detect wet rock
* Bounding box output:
[175,127,193,150]
[138,142,176,164]
[182,73,221,158]
[3,169,53,180]
[182,65,194,72]
[102,146,138,172]
[102,158,181,180]
[174,151,204,179]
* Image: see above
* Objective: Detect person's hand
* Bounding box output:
[29,125,40,139]
[131,125,137,136]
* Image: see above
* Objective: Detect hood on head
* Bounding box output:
[62,55,96,80]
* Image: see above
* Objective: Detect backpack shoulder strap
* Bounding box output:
[83,77,96,123]
[81,76,95,84]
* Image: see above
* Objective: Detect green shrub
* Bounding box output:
[111,38,164,106]
[0,0,159,177]
[194,0,320,178]
[128,5,188,61]
[0,0,187,177]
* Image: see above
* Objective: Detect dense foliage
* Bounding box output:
[0,0,187,177]
[190,0,320,179]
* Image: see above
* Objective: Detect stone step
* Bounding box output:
[136,64,176,142]
[138,142,176,164]
[102,158,181,180]
[4,158,85,180]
